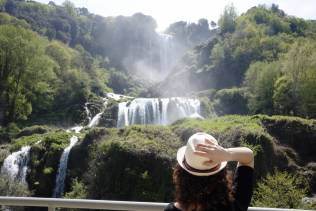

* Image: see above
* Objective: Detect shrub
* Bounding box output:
[252,171,309,209]
[16,125,49,138]
[0,176,30,211]
[199,96,216,118]
[213,88,249,115]
[0,175,30,196]
[64,178,87,199]
[0,146,10,166]
[4,122,20,139]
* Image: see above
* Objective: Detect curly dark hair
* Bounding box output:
[173,164,234,211]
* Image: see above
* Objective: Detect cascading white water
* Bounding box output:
[0,146,31,185]
[52,96,115,197]
[158,33,175,74]
[161,98,170,125]
[117,97,202,128]
[52,136,78,198]
[88,112,102,127]
[84,93,133,128]
[84,102,92,123]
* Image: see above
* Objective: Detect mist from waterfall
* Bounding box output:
[117,97,202,128]
[52,136,79,198]
[0,146,31,185]
[125,32,185,83]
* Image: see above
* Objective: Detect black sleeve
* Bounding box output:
[164,203,181,211]
[233,166,254,211]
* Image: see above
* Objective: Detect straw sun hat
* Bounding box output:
[177,132,227,176]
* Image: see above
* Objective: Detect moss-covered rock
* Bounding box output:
[19,131,73,197]
[260,115,316,164]
[67,125,181,201]
[3,114,315,202]
[66,128,109,193]
[98,100,119,127]
[16,125,50,138]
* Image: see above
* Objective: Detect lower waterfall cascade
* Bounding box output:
[0,146,31,185]
[0,93,204,198]
[117,97,203,128]
[52,135,79,198]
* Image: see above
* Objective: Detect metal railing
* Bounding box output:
[0,197,311,211]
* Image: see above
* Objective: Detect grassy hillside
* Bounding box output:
[2,115,314,201]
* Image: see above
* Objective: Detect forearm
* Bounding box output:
[226,147,254,168]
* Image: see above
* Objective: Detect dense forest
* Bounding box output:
[0,0,316,209]
[158,4,316,118]
[0,0,216,126]
[0,0,316,126]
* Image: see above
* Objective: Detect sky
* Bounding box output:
[35,0,316,31]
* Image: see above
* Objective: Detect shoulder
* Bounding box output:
[164,202,182,211]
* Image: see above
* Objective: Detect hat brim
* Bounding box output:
[177,146,227,176]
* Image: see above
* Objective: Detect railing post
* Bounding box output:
[48,206,56,211]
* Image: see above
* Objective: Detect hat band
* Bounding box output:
[183,157,221,174]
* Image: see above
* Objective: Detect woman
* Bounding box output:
[165,132,254,211]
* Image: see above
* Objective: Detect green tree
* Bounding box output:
[244,61,280,114]
[273,76,295,115]
[62,0,76,17]
[213,88,249,115]
[0,0,6,10]
[45,41,73,75]
[252,171,308,209]
[218,4,238,34]
[0,25,57,124]
[281,39,316,117]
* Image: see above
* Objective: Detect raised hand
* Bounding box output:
[194,138,230,164]
[194,138,254,168]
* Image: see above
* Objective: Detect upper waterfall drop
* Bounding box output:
[117,97,202,128]
[158,33,176,75]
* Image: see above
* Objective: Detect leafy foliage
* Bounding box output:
[0,23,111,125]
[0,175,30,196]
[218,4,237,34]
[157,4,316,119]
[252,171,310,209]
[64,178,88,199]
[244,61,281,114]
[213,88,249,115]
[70,126,182,201]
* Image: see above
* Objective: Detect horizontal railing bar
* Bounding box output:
[0,197,311,211]
[2,197,164,211]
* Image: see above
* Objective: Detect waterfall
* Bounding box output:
[117,97,202,128]
[0,146,31,185]
[84,103,92,123]
[85,95,127,128]
[52,135,78,198]
[88,112,102,127]
[158,33,175,74]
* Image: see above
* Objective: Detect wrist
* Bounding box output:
[224,148,233,161]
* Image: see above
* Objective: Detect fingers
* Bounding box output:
[193,151,209,158]
[205,138,216,145]
[196,144,215,152]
